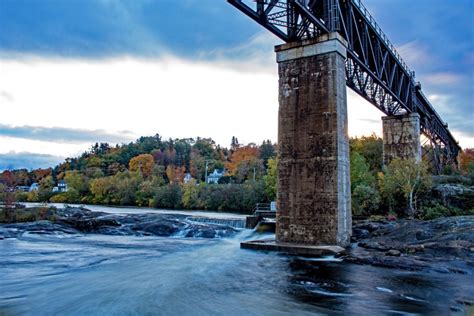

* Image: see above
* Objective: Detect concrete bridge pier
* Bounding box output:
[275,33,352,248]
[382,113,421,166]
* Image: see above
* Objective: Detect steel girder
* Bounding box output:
[228,0,461,168]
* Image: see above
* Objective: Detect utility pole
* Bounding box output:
[205,160,210,184]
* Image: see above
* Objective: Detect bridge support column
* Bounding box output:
[275,33,351,247]
[382,113,421,166]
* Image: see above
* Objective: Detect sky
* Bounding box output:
[0,0,473,170]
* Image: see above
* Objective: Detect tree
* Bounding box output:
[352,185,380,216]
[225,145,260,177]
[350,151,375,191]
[38,175,55,201]
[152,183,183,209]
[166,165,186,184]
[460,148,474,175]
[259,140,276,169]
[350,134,383,172]
[129,154,155,178]
[231,136,240,151]
[263,158,277,200]
[182,180,199,209]
[64,171,89,195]
[383,158,431,218]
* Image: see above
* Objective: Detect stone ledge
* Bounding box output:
[275,32,347,62]
[241,239,346,257]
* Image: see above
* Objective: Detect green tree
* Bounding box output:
[263,158,277,200]
[64,171,89,195]
[38,175,55,201]
[260,140,276,169]
[350,151,375,191]
[352,184,381,216]
[182,180,199,209]
[350,134,383,172]
[383,158,431,218]
[152,183,183,209]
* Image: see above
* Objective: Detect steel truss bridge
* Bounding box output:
[228,0,461,172]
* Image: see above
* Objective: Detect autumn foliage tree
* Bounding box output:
[459,148,474,175]
[129,154,155,178]
[225,145,263,182]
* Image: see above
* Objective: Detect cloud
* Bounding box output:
[426,94,474,144]
[396,41,433,69]
[0,91,14,102]
[197,32,278,74]
[0,124,134,144]
[423,72,463,86]
[0,152,64,171]
[0,0,259,60]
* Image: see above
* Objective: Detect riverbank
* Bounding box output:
[348,217,474,275]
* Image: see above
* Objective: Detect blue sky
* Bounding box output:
[0,0,473,170]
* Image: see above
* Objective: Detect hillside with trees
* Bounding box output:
[1,133,473,216]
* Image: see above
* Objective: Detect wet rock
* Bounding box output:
[0,207,239,239]
[385,249,401,257]
[349,216,474,274]
[139,222,182,236]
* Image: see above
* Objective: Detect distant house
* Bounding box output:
[29,183,39,192]
[53,180,68,193]
[207,169,225,184]
[58,180,68,192]
[183,173,194,184]
[15,186,30,192]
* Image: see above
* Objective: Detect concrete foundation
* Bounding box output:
[382,113,421,166]
[274,33,352,247]
[241,239,346,257]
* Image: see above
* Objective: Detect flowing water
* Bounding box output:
[1,205,473,315]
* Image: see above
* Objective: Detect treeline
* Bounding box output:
[0,135,277,213]
[1,133,473,217]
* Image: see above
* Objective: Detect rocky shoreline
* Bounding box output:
[0,206,239,239]
[347,216,474,275]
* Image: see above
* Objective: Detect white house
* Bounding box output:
[58,180,68,192]
[53,180,68,193]
[207,169,225,184]
[29,183,39,192]
[183,173,193,184]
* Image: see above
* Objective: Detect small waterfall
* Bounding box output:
[186,217,246,229]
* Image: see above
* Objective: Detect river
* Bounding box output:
[1,205,473,315]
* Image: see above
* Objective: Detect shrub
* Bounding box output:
[421,203,473,220]
[352,184,380,216]
[423,203,453,220]
[152,184,183,209]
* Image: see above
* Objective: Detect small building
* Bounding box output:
[207,169,225,184]
[29,183,39,192]
[183,173,194,184]
[57,180,68,193]
[53,180,68,193]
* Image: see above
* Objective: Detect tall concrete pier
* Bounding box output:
[382,113,421,166]
[275,33,351,247]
